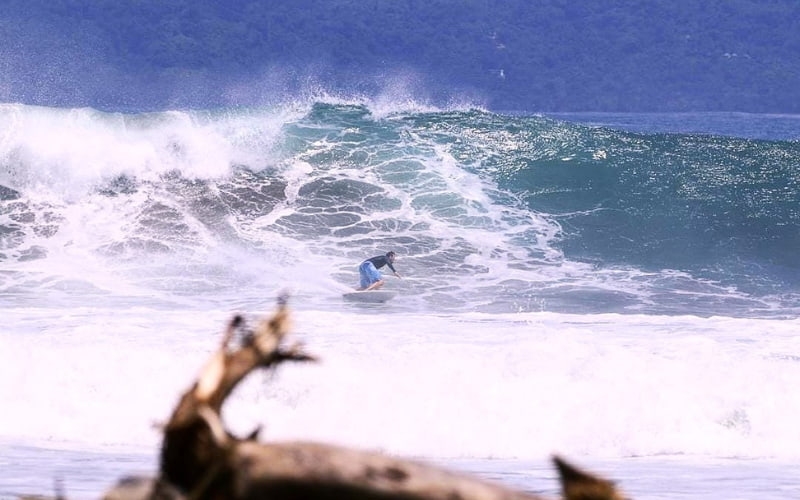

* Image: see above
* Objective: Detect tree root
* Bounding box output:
[103,296,626,500]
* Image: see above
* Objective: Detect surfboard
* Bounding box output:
[342,290,397,303]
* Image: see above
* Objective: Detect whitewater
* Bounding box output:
[1,100,800,499]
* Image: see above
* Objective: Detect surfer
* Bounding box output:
[358,251,402,291]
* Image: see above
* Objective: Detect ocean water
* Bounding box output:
[1,101,800,499]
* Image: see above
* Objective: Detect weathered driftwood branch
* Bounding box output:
[103,296,626,500]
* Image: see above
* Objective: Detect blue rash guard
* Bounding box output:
[358,255,397,289]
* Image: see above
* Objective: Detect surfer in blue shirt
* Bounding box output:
[358,251,402,291]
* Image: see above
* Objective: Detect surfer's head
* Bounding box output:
[386,251,396,261]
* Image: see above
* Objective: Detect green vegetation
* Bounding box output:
[3,0,800,111]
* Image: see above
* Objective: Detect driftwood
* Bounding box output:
[103,296,627,500]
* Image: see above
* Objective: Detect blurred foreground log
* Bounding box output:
[104,296,626,500]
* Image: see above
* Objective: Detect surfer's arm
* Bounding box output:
[386,262,400,277]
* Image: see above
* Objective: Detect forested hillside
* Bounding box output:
[2,0,799,111]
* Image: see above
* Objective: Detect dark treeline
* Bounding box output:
[2,0,799,112]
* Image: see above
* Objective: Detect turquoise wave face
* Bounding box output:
[405,110,800,293]
[511,128,800,291]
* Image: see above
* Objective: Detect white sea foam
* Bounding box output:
[2,306,799,462]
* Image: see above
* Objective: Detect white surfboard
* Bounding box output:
[342,290,397,303]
